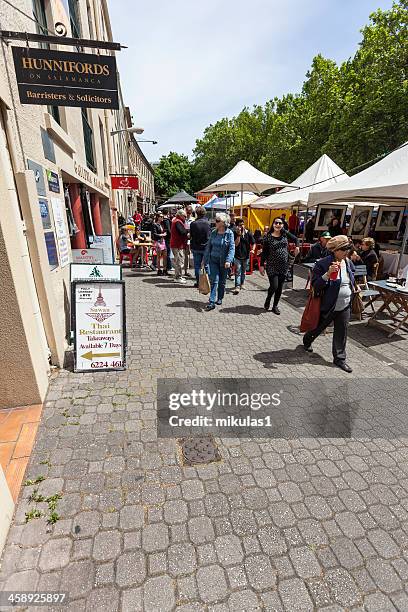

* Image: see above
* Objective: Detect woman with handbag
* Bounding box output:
[203,213,235,311]
[259,218,299,314]
[302,235,356,373]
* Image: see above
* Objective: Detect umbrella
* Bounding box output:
[199,160,289,215]
[162,190,198,206]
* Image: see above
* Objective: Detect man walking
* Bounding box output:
[170,209,188,284]
[162,211,172,271]
[184,205,194,276]
[190,206,211,287]
[233,217,255,294]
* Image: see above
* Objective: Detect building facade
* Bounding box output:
[0,0,156,404]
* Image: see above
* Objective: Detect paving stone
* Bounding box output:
[116,550,146,588]
[163,499,188,524]
[119,505,144,531]
[289,546,322,578]
[323,568,362,608]
[245,554,277,591]
[188,516,215,544]
[331,538,364,570]
[38,538,72,572]
[365,558,402,594]
[73,511,101,538]
[228,589,260,610]
[121,587,142,612]
[143,575,175,612]
[258,525,287,555]
[95,562,115,586]
[214,534,244,566]
[92,530,121,561]
[85,586,119,612]
[142,523,169,552]
[181,479,205,500]
[60,560,94,599]
[367,528,400,559]
[168,543,197,577]
[196,565,228,604]
[278,577,314,611]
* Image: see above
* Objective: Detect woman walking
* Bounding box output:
[260,218,299,314]
[152,213,168,275]
[203,213,235,311]
[302,235,355,373]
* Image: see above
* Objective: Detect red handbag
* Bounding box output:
[300,289,321,333]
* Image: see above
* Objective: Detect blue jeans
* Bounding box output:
[165,241,172,270]
[192,250,209,283]
[209,259,227,304]
[234,258,248,287]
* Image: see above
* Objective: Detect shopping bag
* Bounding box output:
[300,289,321,332]
[199,270,210,295]
[351,290,364,317]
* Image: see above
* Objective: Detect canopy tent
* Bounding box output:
[251,154,347,210]
[308,143,408,270]
[204,195,227,211]
[199,160,289,215]
[308,143,408,207]
[162,190,198,206]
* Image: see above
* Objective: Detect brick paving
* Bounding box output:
[1,268,408,611]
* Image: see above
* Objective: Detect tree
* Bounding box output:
[154,152,193,198]
[190,0,408,189]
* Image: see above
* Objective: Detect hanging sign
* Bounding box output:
[12,47,119,110]
[111,176,139,190]
[70,263,122,281]
[72,248,104,264]
[89,235,115,263]
[73,280,126,372]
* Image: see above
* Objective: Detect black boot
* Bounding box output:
[264,298,271,311]
[272,305,281,315]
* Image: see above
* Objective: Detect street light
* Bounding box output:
[110,126,144,136]
[135,139,158,145]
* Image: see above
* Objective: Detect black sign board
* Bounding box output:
[12,46,119,110]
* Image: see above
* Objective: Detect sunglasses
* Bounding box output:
[274,221,283,225]
[215,219,222,223]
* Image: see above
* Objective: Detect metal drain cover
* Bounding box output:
[179,436,221,466]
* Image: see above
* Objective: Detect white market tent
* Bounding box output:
[252,154,347,210]
[199,160,289,215]
[308,143,408,207]
[308,143,408,270]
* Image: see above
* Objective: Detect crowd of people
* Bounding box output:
[118,206,387,374]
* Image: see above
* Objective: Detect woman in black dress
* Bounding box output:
[260,218,299,314]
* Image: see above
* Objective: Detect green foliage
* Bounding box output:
[25,509,43,522]
[191,1,408,188]
[154,152,194,198]
[23,475,45,486]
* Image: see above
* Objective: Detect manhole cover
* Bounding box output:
[179,436,221,466]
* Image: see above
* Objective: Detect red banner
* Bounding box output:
[111,176,139,190]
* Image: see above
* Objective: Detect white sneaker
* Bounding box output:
[175,277,187,284]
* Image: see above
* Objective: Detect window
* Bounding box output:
[68,0,82,38]
[82,109,96,172]
[32,0,61,124]
[99,119,108,177]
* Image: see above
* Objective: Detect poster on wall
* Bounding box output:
[51,197,67,239]
[44,231,58,270]
[72,280,126,372]
[39,198,52,229]
[57,236,70,268]
[72,248,104,264]
[348,205,373,239]
[70,263,121,282]
[89,235,114,264]
[27,159,46,196]
[314,204,348,231]
[47,170,60,193]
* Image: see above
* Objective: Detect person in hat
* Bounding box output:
[302,235,355,373]
[304,231,331,262]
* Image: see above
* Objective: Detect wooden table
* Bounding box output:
[367,280,408,337]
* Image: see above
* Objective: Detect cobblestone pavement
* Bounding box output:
[1,267,408,612]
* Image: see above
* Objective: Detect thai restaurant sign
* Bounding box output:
[12,47,119,109]
[72,280,126,372]
[111,176,139,190]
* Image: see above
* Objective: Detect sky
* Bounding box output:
[108,0,394,163]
